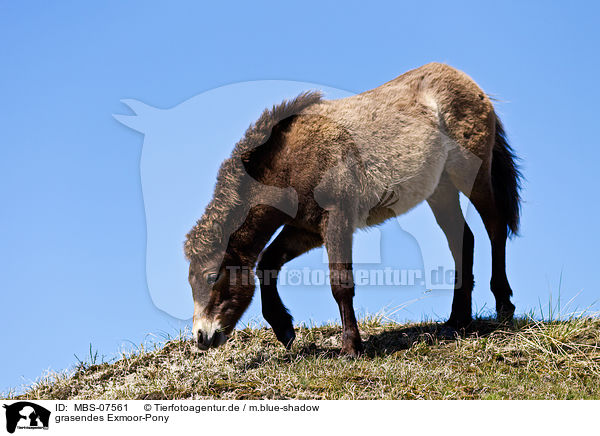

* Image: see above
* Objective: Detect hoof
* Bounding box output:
[340,341,364,358]
[497,304,515,323]
[496,301,515,323]
[438,324,460,339]
[340,348,361,358]
[497,312,514,323]
[274,326,296,349]
[445,316,472,329]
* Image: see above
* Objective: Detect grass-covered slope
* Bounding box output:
[8,316,600,400]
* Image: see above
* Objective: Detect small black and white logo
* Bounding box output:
[3,402,50,433]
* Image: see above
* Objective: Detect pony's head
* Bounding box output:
[188,252,254,350]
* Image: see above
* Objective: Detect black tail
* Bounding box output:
[491,115,522,238]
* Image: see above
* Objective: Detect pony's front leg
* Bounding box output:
[330,263,363,356]
[323,209,363,357]
[258,225,323,348]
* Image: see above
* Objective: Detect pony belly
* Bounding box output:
[391,168,444,213]
[357,152,448,228]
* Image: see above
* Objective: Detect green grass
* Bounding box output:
[5,314,600,400]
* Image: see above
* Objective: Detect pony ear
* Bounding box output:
[113,99,159,133]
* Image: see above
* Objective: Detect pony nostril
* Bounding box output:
[197,330,215,349]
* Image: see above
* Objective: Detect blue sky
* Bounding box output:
[1,1,599,394]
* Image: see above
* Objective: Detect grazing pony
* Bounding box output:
[185,63,521,356]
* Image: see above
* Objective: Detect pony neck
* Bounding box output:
[225,205,289,268]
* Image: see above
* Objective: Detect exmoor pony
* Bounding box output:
[185,63,521,356]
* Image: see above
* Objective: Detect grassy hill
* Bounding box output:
[7,315,600,400]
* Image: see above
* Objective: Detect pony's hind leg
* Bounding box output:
[469,182,516,321]
[427,174,475,327]
[257,225,322,348]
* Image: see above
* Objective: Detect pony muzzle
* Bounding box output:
[196,329,228,350]
[193,316,228,350]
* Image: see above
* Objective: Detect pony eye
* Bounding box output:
[206,272,219,284]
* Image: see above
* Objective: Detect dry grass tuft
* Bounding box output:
[6,315,600,400]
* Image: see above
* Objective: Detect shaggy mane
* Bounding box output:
[231,90,323,159]
[184,90,323,260]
